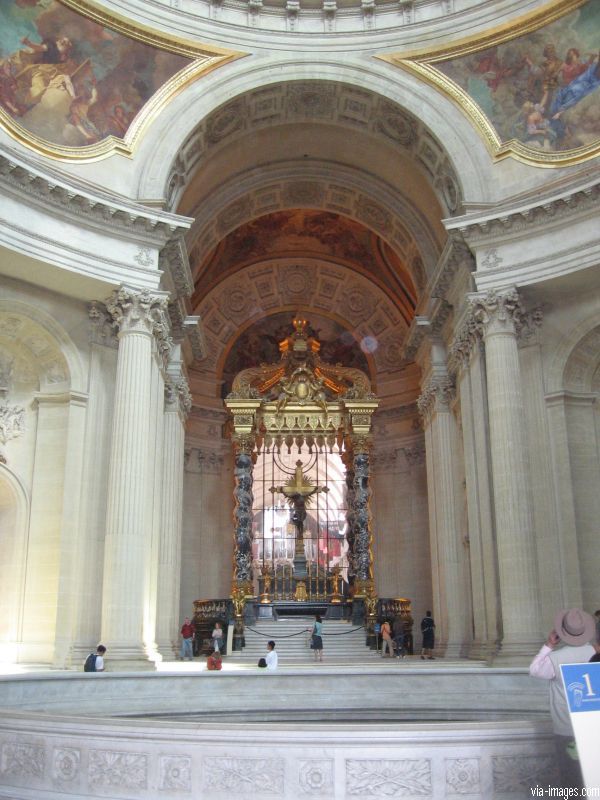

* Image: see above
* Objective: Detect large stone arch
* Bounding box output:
[134,62,493,205]
[186,161,439,284]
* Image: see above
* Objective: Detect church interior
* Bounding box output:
[0,0,599,796]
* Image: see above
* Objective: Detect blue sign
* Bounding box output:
[561,663,600,714]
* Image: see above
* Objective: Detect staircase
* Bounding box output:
[230,616,381,666]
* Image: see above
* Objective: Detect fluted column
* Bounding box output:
[100,286,170,670]
[418,369,468,658]
[470,288,540,659]
[155,367,191,660]
[449,320,499,661]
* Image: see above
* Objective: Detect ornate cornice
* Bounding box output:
[448,178,600,245]
[0,150,191,241]
[403,299,452,362]
[429,234,475,301]
[417,374,455,422]
[160,238,194,297]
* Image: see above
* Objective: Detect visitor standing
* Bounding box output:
[381,619,394,657]
[180,616,195,661]
[265,640,278,670]
[530,608,595,790]
[420,611,435,659]
[311,614,324,662]
[212,621,223,653]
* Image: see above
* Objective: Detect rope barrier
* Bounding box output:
[244,626,365,638]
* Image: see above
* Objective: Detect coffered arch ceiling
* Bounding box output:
[179,80,458,399]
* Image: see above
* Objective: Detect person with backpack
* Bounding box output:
[84,645,106,672]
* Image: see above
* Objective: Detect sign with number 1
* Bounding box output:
[561,663,600,790]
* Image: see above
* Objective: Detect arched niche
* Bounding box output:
[0,466,29,661]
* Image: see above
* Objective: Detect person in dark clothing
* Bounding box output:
[420,611,435,659]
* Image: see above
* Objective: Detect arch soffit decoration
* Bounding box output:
[186,163,438,286]
[0,301,82,392]
[547,313,600,395]
[196,259,409,385]
[169,81,463,221]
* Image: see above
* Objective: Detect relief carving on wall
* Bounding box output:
[202,756,285,793]
[345,758,432,796]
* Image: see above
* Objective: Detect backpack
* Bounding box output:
[84,653,97,672]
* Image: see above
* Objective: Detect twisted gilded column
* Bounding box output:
[469,288,540,659]
[418,368,468,658]
[350,436,374,592]
[100,286,170,669]
[232,434,255,592]
[155,369,191,659]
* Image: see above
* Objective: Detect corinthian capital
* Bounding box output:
[468,288,525,337]
[106,287,170,339]
[165,376,192,418]
[448,312,483,375]
[417,375,455,423]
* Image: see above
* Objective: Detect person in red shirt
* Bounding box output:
[206,649,222,671]
[180,617,195,661]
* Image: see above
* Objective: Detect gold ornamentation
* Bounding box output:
[294,581,308,601]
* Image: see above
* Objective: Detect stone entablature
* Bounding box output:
[446,176,600,291]
[0,149,192,295]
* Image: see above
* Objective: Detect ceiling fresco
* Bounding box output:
[0,0,239,156]
[383,0,600,164]
[192,209,418,319]
[219,312,371,399]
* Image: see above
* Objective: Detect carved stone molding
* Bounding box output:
[160,238,194,297]
[447,312,482,375]
[455,179,600,244]
[0,153,188,240]
[417,374,455,422]
[403,299,452,362]
[165,376,192,418]
[430,234,475,301]
[88,302,118,349]
[184,446,225,474]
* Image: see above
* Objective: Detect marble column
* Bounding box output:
[418,366,469,658]
[100,286,170,670]
[469,288,541,659]
[342,451,356,578]
[155,368,191,660]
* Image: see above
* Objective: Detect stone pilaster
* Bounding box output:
[100,286,170,670]
[418,370,469,658]
[155,368,191,660]
[469,288,541,659]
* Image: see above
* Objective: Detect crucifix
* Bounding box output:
[270,460,328,575]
